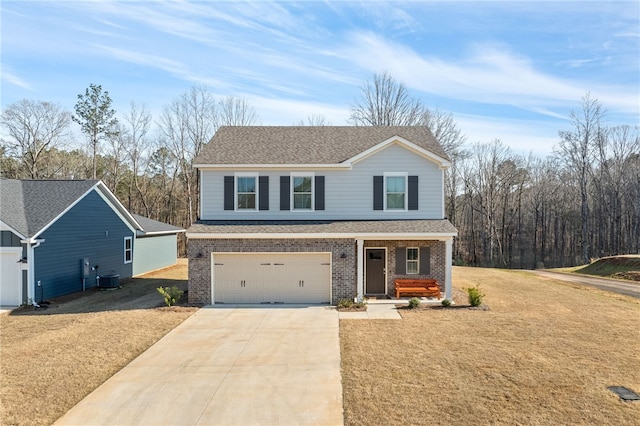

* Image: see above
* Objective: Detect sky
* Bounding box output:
[1,0,639,156]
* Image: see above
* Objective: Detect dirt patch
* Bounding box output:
[0,260,198,426]
[341,266,640,425]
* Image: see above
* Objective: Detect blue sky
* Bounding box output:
[2,1,638,156]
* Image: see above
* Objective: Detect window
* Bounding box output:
[406,247,419,274]
[236,175,257,210]
[124,237,132,264]
[292,174,313,210]
[385,174,407,210]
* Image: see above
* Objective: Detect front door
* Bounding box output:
[365,248,386,294]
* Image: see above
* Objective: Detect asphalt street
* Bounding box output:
[532,270,640,299]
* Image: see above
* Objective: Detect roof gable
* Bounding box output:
[0,179,141,239]
[194,126,450,167]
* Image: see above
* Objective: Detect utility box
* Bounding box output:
[82,258,90,278]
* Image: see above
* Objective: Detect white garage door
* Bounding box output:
[213,253,331,304]
[1,248,23,306]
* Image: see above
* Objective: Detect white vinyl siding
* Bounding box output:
[200,143,444,220]
[132,235,178,276]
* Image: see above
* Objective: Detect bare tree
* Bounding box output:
[122,101,152,213]
[556,93,605,264]
[158,86,217,225]
[349,71,424,126]
[216,96,260,127]
[296,114,331,126]
[419,108,468,226]
[1,99,71,178]
[72,84,119,179]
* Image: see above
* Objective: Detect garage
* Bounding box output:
[1,248,23,306]
[212,252,331,304]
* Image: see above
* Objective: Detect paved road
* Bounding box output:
[532,270,640,299]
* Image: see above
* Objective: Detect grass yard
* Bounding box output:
[0,260,198,426]
[341,267,640,425]
[574,255,640,281]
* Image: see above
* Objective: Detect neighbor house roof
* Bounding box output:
[0,179,108,239]
[0,179,180,240]
[194,126,450,166]
[187,219,457,239]
[133,214,185,236]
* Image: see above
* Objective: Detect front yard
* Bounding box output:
[2,262,639,425]
[341,267,640,425]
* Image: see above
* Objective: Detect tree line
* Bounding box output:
[2,74,638,265]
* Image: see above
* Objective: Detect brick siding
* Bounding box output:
[189,238,447,304]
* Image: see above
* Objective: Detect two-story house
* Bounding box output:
[187,126,457,305]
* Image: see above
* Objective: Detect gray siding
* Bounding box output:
[133,234,178,276]
[200,144,444,220]
[34,190,134,301]
[1,231,22,247]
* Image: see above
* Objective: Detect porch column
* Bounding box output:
[356,239,364,303]
[445,238,453,301]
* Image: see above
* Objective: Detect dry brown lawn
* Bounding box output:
[341,267,640,425]
[0,260,198,426]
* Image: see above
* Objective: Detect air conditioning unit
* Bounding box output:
[99,274,120,288]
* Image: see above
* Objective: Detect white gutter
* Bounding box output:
[21,238,45,306]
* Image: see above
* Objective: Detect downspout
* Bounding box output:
[22,238,45,306]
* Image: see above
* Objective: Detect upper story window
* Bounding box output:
[124,237,133,264]
[236,174,257,210]
[385,173,407,210]
[292,175,313,210]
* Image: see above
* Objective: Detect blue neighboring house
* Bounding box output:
[0,179,184,306]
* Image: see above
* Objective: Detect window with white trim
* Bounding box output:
[292,174,313,210]
[124,237,133,264]
[236,175,257,210]
[385,173,407,210]
[406,247,419,274]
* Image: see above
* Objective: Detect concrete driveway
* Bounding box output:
[55,306,343,426]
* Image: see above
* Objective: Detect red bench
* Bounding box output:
[394,279,441,299]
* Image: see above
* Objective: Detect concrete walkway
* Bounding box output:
[55,305,343,426]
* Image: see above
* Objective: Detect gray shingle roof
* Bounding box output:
[133,214,184,235]
[187,219,457,236]
[0,178,98,238]
[194,126,450,165]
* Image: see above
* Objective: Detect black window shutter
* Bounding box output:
[395,247,406,274]
[373,176,383,210]
[408,175,419,210]
[259,176,269,210]
[315,176,325,210]
[419,247,431,275]
[280,176,290,210]
[224,176,234,210]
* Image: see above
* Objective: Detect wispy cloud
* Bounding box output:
[1,69,33,91]
[342,32,638,116]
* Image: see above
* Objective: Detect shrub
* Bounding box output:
[465,285,484,307]
[408,297,421,309]
[157,286,183,307]
[337,299,353,309]
[441,298,452,307]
